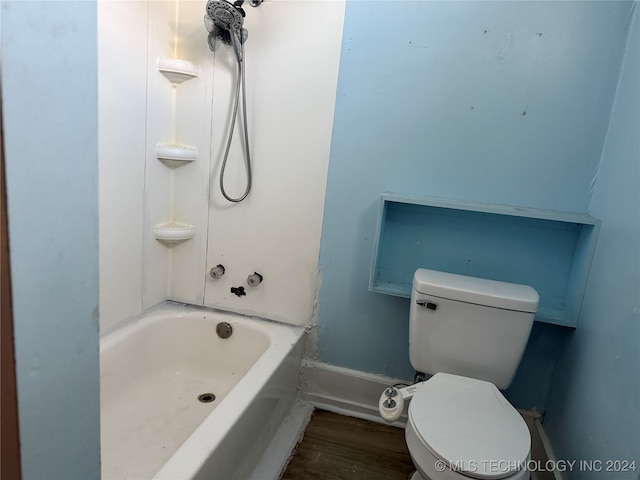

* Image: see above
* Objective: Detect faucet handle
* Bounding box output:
[210,264,226,279]
[247,272,263,287]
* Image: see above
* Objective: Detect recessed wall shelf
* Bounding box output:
[370,193,600,328]
[155,144,198,168]
[157,57,200,85]
[153,222,195,244]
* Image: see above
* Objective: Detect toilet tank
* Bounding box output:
[409,269,539,390]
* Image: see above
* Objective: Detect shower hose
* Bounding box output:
[218,30,251,203]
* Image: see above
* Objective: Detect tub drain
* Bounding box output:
[198,393,216,403]
[216,322,233,339]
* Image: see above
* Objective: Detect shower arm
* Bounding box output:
[234,0,263,8]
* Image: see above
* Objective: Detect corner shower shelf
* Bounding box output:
[155,144,198,168]
[157,57,200,85]
[370,193,600,328]
[153,222,195,244]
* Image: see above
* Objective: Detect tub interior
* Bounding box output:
[100,311,271,479]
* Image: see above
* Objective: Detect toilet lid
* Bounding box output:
[408,373,530,479]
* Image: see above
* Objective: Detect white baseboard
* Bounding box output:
[535,418,564,480]
[299,360,409,427]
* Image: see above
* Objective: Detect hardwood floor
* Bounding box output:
[280,409,554,480]
[281,410,414,480]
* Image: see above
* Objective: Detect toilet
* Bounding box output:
[380,268,539,480]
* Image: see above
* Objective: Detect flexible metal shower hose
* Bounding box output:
[218,30,251,203]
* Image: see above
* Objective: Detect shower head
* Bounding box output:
[205,0,248,53]
[205,16,248,53]
[206,0,245,32]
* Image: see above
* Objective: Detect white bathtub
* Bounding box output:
[100,302,305,480]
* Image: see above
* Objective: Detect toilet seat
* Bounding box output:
[408,373,530,479]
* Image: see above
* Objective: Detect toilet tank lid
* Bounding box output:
[413,269,539,313]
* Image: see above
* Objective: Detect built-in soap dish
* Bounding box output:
[153,222,195,245]
[157,57,200,85]
[156,144,197,168]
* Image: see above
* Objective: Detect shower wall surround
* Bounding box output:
[171,0,346,326]
[99,0,176,331]
[98,0,346,331]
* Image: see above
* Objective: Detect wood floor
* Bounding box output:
[280,410,414,480]
[280,409,554,480]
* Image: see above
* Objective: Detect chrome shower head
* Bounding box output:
[206,0,245,32]
[205,0,248,53]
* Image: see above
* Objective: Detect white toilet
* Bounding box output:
[380,268,539,480]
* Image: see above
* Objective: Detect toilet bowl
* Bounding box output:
[406,373,530,480]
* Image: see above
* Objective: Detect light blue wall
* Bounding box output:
[2,1,101,478]
[318,1,633,410]
[544,6,639,477]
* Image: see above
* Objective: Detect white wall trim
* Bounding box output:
[536,418,565,480]
[299,360,409,427]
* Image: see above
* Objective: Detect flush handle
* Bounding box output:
[416,300,438,311]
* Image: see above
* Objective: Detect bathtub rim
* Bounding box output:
[100,300,302,350]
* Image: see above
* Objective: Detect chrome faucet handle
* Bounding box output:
[247,272,263,287]
[210,264,226,279]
